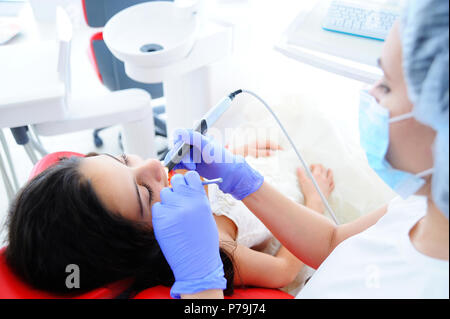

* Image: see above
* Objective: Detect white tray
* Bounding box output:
[275,0,384,84]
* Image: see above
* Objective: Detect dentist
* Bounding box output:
[152,0,449,299]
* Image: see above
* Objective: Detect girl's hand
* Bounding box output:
[228,140,283,158]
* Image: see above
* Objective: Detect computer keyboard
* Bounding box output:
[323,1,400,41]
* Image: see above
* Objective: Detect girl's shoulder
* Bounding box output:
[215,214,238,243]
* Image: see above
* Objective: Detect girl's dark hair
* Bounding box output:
[5,156,234,296]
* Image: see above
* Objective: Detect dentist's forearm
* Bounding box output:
[242,182,337,269]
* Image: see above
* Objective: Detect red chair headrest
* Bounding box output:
[29,151,85,180]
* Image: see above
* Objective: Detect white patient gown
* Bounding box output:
[208,151,304,248]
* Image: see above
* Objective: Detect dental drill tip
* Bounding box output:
[166,161,176,172]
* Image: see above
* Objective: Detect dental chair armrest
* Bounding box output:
[133,285,294,299]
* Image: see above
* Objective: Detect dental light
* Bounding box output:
[164,90,340,225]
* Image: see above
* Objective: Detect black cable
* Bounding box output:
[228,90,243,100]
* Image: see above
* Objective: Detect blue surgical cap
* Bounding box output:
[402,0,449,217]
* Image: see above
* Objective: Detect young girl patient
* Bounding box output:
[4,141,334,296]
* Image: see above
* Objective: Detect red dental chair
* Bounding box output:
[0,152,293,299]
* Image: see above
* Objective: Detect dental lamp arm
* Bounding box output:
[242,182,388,269]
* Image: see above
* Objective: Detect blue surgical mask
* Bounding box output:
[359,91,434,199]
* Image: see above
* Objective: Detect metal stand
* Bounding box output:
[10,126,48,166]
[23,143,40,165]
[29,126,48,157]
[0,130,19,190]
[0,130,18,202]
[0,127,49,203]
[0,151,15,201]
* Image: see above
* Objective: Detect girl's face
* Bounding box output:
[369,22,436,177]
[79,154,169,225]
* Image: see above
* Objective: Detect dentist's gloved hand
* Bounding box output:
[152,171,227,299]
[165,129,264,200]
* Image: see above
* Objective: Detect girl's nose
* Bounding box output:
[135,159,163,183]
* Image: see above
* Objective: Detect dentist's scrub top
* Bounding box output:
[297,196,449,299]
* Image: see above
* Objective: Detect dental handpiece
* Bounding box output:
[164,91,242,172]
[164,118,208,172]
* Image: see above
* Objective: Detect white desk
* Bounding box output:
[0,3,108,129]
[209,0,383,84]
[0,4,64,129]
[0,41,66,128]
[275,0,384,84]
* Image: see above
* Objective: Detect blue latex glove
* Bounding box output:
[165,129,264,200]
[151,171,227,299]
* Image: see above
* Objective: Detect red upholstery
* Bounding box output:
[134,286,294,299]
[28,151,85,181]
[81,0,88,26]
[0,246,133,299]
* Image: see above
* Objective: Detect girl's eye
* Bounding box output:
[143,183,153,205]
[121,154,130,166]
